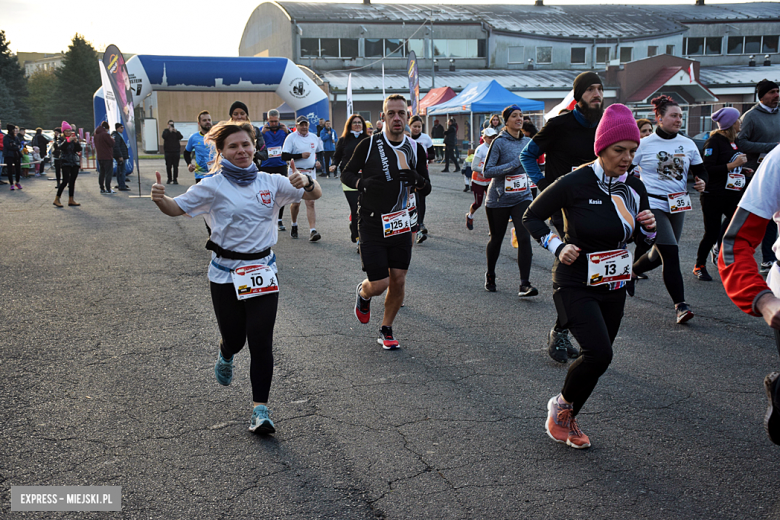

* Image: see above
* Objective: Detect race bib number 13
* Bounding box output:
[231,264,279,300]
[668,191,692,213]
[587,249,633,287]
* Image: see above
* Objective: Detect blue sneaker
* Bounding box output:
[214,345,233,386]
[249,405,276,434]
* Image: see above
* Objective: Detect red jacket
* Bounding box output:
[94,125,115,161]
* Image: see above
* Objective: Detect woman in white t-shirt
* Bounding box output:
[151,122,322,434]
[631,95,707,324]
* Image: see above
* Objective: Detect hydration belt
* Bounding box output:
[206,239,270,260]
[647,193,667,201]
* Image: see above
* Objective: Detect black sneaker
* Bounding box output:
[560,329,580,358]
[420,225,428,235]
[518,284,539,297]
[173,180,179,185]
[485,272,496,292]
[463,186,469,192]
[675,303,694,324]
[693,264,713,281]
[547,328,569,363]
[290,225,298,239]
[309,230,321,242]
[166,179,172,184]
[764,372,780,445]
[100,188,106,194]
[416,232,427,244]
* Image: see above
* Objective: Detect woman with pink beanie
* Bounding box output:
[523,103,657,449]
[53,121,82,208]
[693,107,752,281]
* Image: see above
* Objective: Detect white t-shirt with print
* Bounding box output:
[633,132,703,212]
[174,173,304,284]
[282,131,323,171]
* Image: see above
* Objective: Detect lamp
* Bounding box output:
[449,59,455,72]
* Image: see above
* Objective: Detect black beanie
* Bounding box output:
[7,124,15,132]
[757,79,779,101]
[229,101,249,118]
[573,72,603,102]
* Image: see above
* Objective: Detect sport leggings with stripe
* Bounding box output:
[632,209,686,305]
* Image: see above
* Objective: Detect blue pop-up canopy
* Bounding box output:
[427,80,544,115]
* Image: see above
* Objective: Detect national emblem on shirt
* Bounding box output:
[259,189,273,207]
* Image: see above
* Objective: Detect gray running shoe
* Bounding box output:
[560,329,580,358]
[547,328,569,364]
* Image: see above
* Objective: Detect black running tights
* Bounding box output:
[695,192,739,266]
[632,209,686,305]
[56,165,79,198]
[555,285,626,416]
[485,201,533,285]
[210,282,278,403]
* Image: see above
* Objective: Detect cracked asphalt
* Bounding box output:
[2,159,779,519]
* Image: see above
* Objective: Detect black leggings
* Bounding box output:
[211,282,278,403]
[56,165,79,198]
[54,159,62,185]
[485,201,533,284]
[555,285,626,416]
[343,189,359,242]
[633,210,686,305]
[696,192,739,266]
[416,192,427,228]
[6,157,21,183]
[164,152,180,182]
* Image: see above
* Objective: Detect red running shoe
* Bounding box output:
[545,395,591,449]
[354,283,370,324]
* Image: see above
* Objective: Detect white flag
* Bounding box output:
[346,73,354,117]
[544,89,576,121]
[99,60,120,130]
[382,64,386,99]
[689,63,696,83]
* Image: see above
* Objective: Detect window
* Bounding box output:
[432,40,484,59]
[666,44,675,55]
[385,39,403,57]
[432,39,446,57]
[536,46,552,64]
[320,38,339,58]
[684,37,704,56]
[365,38,383,57]
[648,46,658,57]
[357,111,371,124]
[620,47,633,63]
[571,47,586,64]
[764,36,779,54]
[705,37,722,55]
[745,36,762,54]
[508,46,525,64]
[340,39,359,58]
[728,36,744,55]
[300,38,319,58]
[478,40,487,58]
[407,39,425,58]
[596,47,610,63]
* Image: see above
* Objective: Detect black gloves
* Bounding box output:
[398,169,425,188]
[358,178,382,195]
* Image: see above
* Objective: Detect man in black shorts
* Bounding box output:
[341,94,431,350]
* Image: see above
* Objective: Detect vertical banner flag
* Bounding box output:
[102,45,137,176]
[407,51,420,116]
[98,61,120,130]
[689,63,695,83]
[382,63,386,99]
[544,89,576,121]
[346,73,354,117]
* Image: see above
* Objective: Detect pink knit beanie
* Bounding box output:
[594,104,641,156]
[61,121,72,131]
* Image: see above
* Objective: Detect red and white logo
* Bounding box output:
[259,190,272,204]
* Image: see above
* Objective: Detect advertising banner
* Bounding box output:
[407,51,420,116]
[346,73,353,117]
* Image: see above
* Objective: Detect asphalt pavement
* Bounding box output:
[1,160,779,519]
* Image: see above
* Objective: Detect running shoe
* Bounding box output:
[15,183,22,190]
[173,180,179,185]
[635,272,649,280]
[764,372,780,445]
[466,213,474,231]
[761,261,774,274]
[675,303,694,324]
[354,283,370,324]
[547,328,569,364]
[100,188,106,194]
[560,329,579,358]
[249,404,275,434]
[278,222,286,232]
[485,272,496,292]
[106,189,116,194]
[711,245,720,266]
[518,284,539,297]
[416,231,427,244]
[166,179,172,184]
[309,230,321,242]
[377,326,400,350]
[214,345,233,386]
[463,186,469,192]
[692,264,713,281]
[290,225,298,239]
[9,185,14,191]
[545,396,591,449]
[420,225,428,235]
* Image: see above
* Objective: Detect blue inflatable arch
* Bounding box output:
[93,55,329,162]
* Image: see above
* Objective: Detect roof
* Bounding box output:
[699,64,780,87]
[273,2,780,40]
[626,67,683,103]
[323,69,579,92]
[428,80,545,115]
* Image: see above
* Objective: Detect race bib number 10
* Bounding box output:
[668,191,692,213]
[231,264,279,300]
[587,249,633,287]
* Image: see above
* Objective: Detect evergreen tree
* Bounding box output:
[0,30,31,126]
[50,34,101,131]
[26,69,57,128]
[0,77,23,125]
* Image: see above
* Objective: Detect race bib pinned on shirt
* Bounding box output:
[504,174,528,193]
[382,210,411,237]
[725,173,746,191]
[668,191,692,213]
[268,146,282,158]
[231,264,279,300]
[587,249,633,287]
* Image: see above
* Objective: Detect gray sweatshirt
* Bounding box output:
[737,104,779,170]
[482,129,532,208]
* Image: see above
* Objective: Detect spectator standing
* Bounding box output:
[162,120,183,185]
[51,128,62,188]
[112,123,130,191]
[95,121,115,193]
[442,119,460,172]
[31,128,49,173]
[4,124,22,190]
[737,79,780,273]
[53,121,82,207]
[319,120,337,178]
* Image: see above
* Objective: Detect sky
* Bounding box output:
[0,0,762,58]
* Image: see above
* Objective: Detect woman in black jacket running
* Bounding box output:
[330,114,369,246]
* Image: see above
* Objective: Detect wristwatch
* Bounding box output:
[303,174,315,192]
